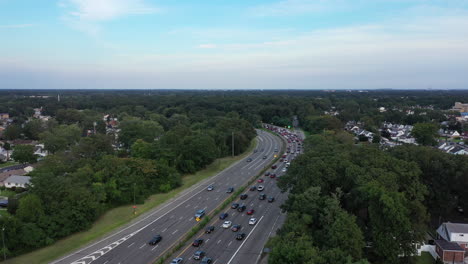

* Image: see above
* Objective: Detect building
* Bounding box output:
[3,175,31,188]
[452,102,468,113]
[435,222,468,263]
[0,113,9,120]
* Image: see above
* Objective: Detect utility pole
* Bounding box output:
[2,225,6,261]
[133,183,136,215]
[232,131,234,157]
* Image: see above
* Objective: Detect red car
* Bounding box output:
[246,209,255,215]
[271,165,277,169]
[257,179,264,183]
[270,174,276,178]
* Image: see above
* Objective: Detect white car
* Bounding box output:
[257,185,264,191]
[282,168,287,172]
[171,258,183,264]
[222,221,232,228]
[249,218,257,225]
[283,159,288,163]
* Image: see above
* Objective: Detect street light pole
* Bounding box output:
[133,183,136,215]
[232,131,234,157]
[2,225,6,261]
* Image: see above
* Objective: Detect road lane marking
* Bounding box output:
[172,230,178,235]
[217,240,221,244]
[227,216,265,264]
[151,245,159,251]
[228,241,232,246]
[127,242,134,248]
[162,228,167,232]
[139,244,145,249]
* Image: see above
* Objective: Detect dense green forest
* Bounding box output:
[0,89,467,260]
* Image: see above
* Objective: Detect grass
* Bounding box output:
[0,189,16,198]
[5,140,257,264]
[0,161,17,169]
[413,252,435,264]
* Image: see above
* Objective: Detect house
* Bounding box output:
[452,102,468,113]
[3,175,31,188]
[0,113,9,120]
[435,222,468,263]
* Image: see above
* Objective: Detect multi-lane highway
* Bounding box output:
[52,129,283,264]
[167,126,303,264]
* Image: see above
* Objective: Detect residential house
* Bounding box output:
[435,222,468,263]
[0,113,9,120]
[3,175,31,189]
[452,102,468,113]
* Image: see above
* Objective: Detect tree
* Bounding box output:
[119,120,163,147]
[412,123,439,146]
[40,124,81,153]
[11,145,36,163]
[23,119,45,140]
[3,142,11,160]
[16,194,44,223]
[3,124,21,140]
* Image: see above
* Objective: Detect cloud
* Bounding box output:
[198,44,217,49]
[249,0,334,16]
[0,24,33,29]
[60,0,158,35]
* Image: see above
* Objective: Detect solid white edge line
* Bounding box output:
[227,215,265,264]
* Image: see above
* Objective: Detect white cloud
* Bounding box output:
[198,44,217,49]
[249,0,338,16]
[0,24,33,29]
[60,0,158,35]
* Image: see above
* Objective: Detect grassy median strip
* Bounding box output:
[5,140,257,264]
[156,130,286,263]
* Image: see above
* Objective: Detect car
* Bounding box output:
[192,238,204,247]
[257,179,264,183]
[203,225,215,234]
[247,158,252,162]
[254,149,258,153]
[268,196,275,203]
[231,203,240,209]
[170,258,183,264]
[193,250,205,260]
[227,187,234,193]
[261,148,264,152]
[236,233,246,240]
[283,159,288,163]
[282,168,287,172]
[237,204,246,212]
[249,217,258,225]
[219,212,229,220]
[270,174,276,178]
[257,185,264,191]
[246,209,255,215]
[249,186,257,191]
[264,172,270,176]
[240,194,248,200]
[222,221,232,228]
[263,155,267,159]
[271,165,277,169]
[259,193,266,200]
[201,257,213,264]
[279,158,283,162]
[231,224,241,232]
[148,235,162,245]
[195,209,205,218]
[207,185,214,191]
[282,154,287,158]
[274,148,278,152]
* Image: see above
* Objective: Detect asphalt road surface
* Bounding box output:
[168,127,303,264]
[52,129,283,264]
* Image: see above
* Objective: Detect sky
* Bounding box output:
[1,0,468,90]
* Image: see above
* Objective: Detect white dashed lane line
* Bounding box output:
[139,244,145,249]
[162,228,167,232]
[151,245,159,251]
[127,242,134,248]
[172,230,178,235]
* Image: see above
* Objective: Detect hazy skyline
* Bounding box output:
[1,0,468,90]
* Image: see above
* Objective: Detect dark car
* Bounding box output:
[148,235,162,245]
[192,238,204,247]
[271,165,277,169]
[249,186,257,191]
[236,233,246,240]
[264,172,270,176]
[231,203,240,209]
[268,196,275,203]
[205,225,215,234]
[219,212,229,220]
[237,205,246,212]
[270,173,276,178]
[263,155,267,159]
[231,224,241,232]
[227,187,234,193]
[193,250,205,260]
[254,149,258,153]
[259,193,266,200]
[240,194,248,200]
[247,158,252,162]
[201,257,213,264]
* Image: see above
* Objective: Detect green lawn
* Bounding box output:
[5,139,257,264]
[414,252,435,264]
[0,161,17,169]
[0,189,16,198]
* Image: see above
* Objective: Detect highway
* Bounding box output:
[52,129,283,264]
[168,126,303,264]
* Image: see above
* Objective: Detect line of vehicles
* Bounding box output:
[162,126,303,263]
